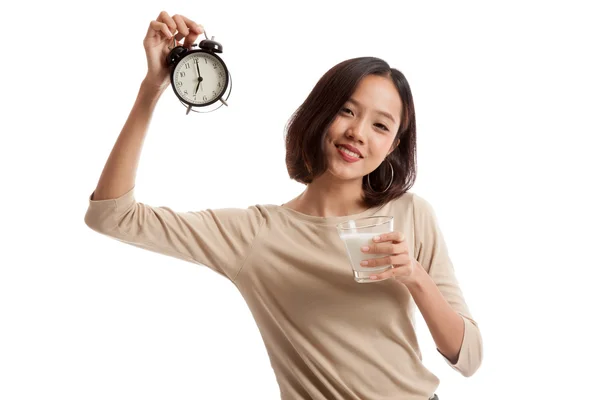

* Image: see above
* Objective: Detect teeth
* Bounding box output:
[337,145,360,158]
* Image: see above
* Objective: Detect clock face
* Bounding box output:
[172,52,228,106]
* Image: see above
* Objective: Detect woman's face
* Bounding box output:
[324,74,403,182]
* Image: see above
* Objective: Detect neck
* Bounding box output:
[289,175,369,218]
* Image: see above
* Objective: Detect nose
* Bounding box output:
[345,118,368,143]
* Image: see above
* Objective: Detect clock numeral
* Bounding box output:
[213,62,217,69]
[185,62,191,69]
[219,71,224,77]
[204,58,208,64]
[177,81,183,87]
[184,89,188,95]
[203,95,208,101]
[179,71,186,78]
[218,82,222,88]
[212,91,216,96]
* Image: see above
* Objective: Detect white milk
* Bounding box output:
[339,232,392,273]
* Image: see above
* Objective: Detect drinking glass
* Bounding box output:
[336,216,394,283]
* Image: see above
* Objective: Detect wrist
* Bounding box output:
[405,260,427,291]
[138,79,168,105]
[140,77,169,96]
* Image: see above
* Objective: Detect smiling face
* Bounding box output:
[324,74,403,182]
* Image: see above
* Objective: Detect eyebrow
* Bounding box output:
[347,98,398,124]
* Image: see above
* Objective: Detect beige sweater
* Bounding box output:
[84,186,482,400]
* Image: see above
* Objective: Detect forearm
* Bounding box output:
[405,262,465,364]
[92,79,166,201]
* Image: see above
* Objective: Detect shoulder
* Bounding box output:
[244,204,272,223]
[385,191,435,215]
[387,191,440,228]
[243,203,283,225]
[409,192,436,214]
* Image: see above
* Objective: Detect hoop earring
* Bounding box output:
[367,159,394,193]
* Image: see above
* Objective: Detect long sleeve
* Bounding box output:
[412,194,483,377]
[84,186,265,282]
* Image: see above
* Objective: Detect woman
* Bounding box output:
[84,11,483,400]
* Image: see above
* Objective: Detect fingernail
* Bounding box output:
[373,236,380,242]
[360,261,368,266]
[370,275,378,280]
[361,246,369,252]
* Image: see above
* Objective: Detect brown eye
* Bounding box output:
[375,123,389,131]
[341,107,354,115]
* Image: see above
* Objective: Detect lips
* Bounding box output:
[336,146,362,163]
[336,143,363,158]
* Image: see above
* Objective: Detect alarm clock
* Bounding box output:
[166,34,232,115]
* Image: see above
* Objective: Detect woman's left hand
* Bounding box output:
[360,231,422,285]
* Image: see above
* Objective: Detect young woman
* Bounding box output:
[85,11,482,400]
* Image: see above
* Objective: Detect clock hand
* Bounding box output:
[195,59,204,93]
[196,59,202,79]
[195,80,200,96]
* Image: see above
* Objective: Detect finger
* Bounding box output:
[361,243,395,255]
[183,27,202,49]
[171,14,202,48]
[361,253,411,268]
[393,242,409,255]
[373,231,405,244]
[178,14,203,33]
[173,26,202,47]
[360,255,393,268]
[183,21,203,48]
[157,11,178,35]
[172,14,191,36]
[370,265,408,281]
[149,20,173,40]
[369,268,394,281]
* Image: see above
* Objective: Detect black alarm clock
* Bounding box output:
[166,34,232,115]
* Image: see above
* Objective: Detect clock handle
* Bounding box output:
[167,30,207,51]
[168,36,177,50]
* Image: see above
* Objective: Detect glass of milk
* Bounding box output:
[336,216,394,283]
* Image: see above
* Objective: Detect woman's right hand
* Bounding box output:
[142,11,204,91]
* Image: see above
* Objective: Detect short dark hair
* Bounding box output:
[284,56,417,208]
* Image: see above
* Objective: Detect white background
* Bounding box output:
[1,1,599,399]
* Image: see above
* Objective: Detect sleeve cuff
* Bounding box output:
[437,314,483,377]
[85,186,137,232]
[88,186,136,212]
